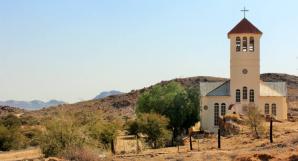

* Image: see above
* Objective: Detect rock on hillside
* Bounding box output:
[0,105,25,116]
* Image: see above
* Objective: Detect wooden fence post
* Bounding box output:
[197,139,200,151]
[189,135,193,150]
[218,128,221,149]
[111,139,115,154]
[189,128,193,150]
[270,117,273,143]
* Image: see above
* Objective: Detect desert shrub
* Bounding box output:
[126,119,143,152]
[87,121,103,142]
[39,109,124,157]
[0,114,22,129]
[40,110,113,157]
[127,119,142,136]
[22,128,42,146]
[74,110,101,126]
[0,124,29,151]
[98,122,119,154]
[0,124,10,150]
[20,115,40,126]
[40,118,86,157]
[62,147,100,161]
[0,115,42,149]
[246,106,265,138]
[128,113,171,149]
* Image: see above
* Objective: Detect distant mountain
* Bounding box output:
[0,99,65,110]
[94,90,123,99]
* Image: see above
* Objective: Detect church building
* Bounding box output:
[199,17,288,133]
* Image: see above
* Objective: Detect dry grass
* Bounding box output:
[62,147,102,161]
[1,119,297,161]
[114,121,298,161]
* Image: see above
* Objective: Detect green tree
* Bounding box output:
[136,81,200,145]
[98,122,118,154]
[138,113,171,148]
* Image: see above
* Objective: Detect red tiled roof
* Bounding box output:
[228,18,262,37]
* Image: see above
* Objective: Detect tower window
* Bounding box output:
[249,37,254,52]
[236,37,241,52]
[243,87,248,100]
[272,104,277,116]
[242,69,248,74]
[249,89,254,102]
[236,89,241,102]
[265,103,269,115]
[221,103,226,116]
[214,103,219,126]
[242,37,247,52]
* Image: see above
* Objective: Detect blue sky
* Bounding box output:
[0,0,297,103]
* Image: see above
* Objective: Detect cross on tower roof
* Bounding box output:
[240,7,249,18]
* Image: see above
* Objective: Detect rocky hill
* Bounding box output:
[0,105,25,116]
[24,73,298,121]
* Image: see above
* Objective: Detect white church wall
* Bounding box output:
[259,96,288,120]
[201,96,232,133]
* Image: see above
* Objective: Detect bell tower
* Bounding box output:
[228,17,262,111]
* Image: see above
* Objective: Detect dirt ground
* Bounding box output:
[1,121,297,161]
[0,148,42,161]
[114,121,298,161]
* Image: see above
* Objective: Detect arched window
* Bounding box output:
[236,89,241,102]
[265,103,270,115]
[242,37,247,52]
[214,103,219,126]
[249,89,254,102]
[243,87,248,100]
[249,37,254,52]
[272,104,277,116]
[236,37,241,52]
[221,103,226,116]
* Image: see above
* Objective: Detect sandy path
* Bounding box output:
[0,148,42,161]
